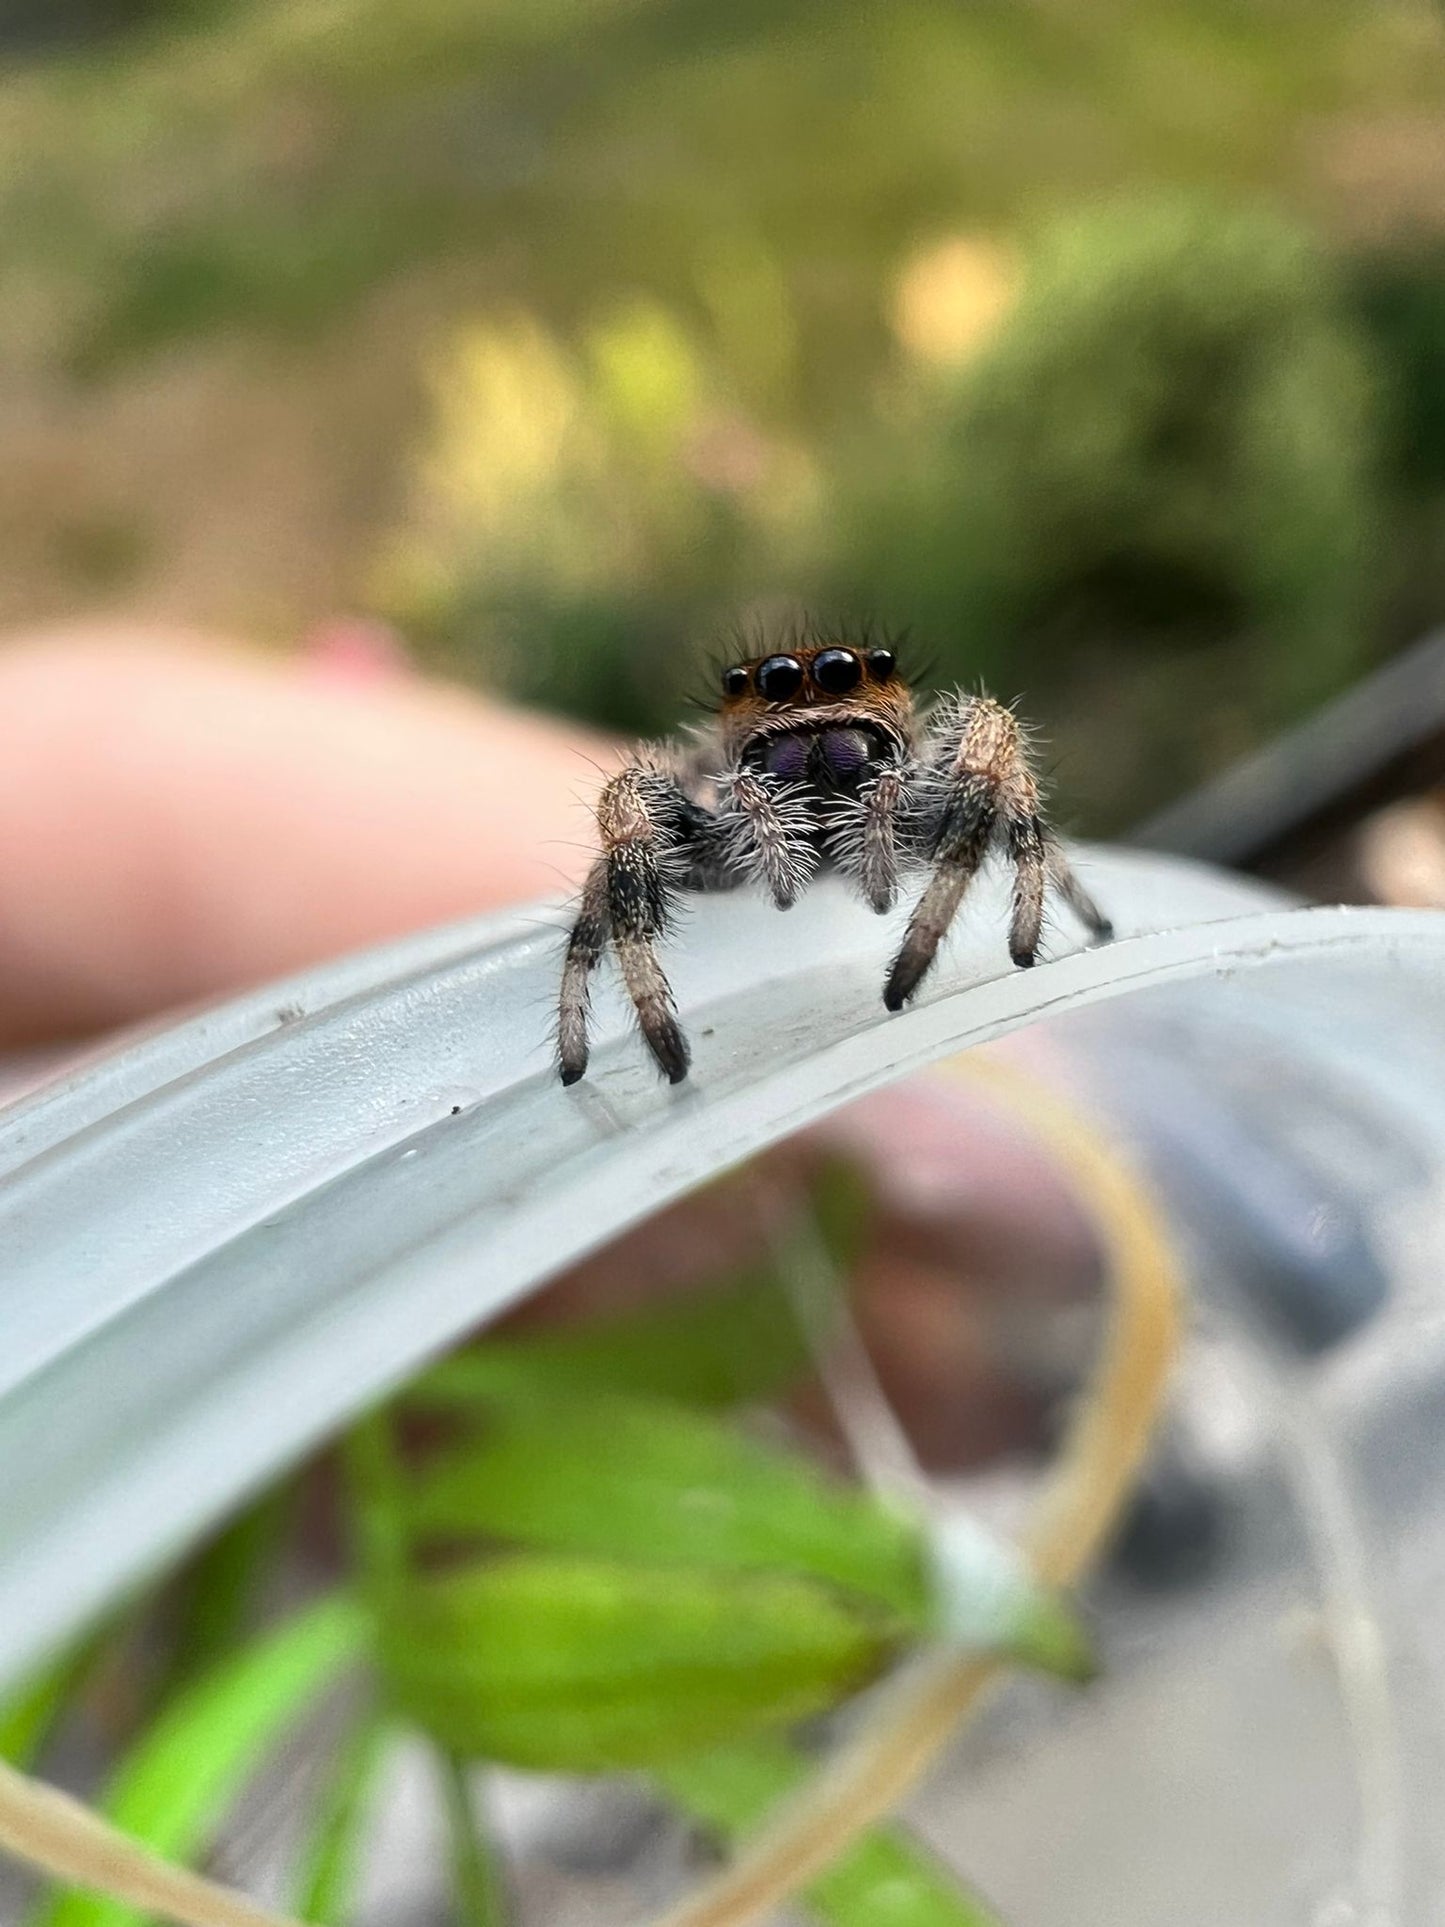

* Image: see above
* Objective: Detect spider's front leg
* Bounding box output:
[557,755,724,1087]
[884,694,1111,1010]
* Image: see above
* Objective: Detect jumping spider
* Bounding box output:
[557,628,1112,1085]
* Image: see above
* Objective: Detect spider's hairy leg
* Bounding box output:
[610,842,690,1085]
[1006,809,1048,970]
[1047,836,1115,943]
[725,769,817,910]
[557,858,610,1086]
[883,765,995,1010]
[885,693,1112,1009]
[884,693,1031,1006]
[557,758,700,1086]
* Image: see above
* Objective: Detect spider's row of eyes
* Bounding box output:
[721,646,896,702]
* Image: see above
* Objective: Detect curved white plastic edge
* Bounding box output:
[0,845,1440,1693]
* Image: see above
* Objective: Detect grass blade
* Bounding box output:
[655,1741,1004,1927]
[0,1642,100,1770]
[30,1596,368,1927]
[287,1706,387,1927]
[409,1267,809,1413]
[435,1753,507,1927]
[159,1493,297,1698]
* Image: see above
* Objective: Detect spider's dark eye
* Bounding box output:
[756,654,805,702]
[865,648,896,683]
[721,664,750,698]
[811,647,862,696]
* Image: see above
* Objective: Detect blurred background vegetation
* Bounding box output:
[5,0,1445,826]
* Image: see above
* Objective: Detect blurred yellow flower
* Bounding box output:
[586,299,704,453]
[890,235,1018,368]
[371,297,825,631]
[418,317,585,546]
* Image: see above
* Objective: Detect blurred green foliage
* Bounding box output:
[379,1552,900,1771]
[3,0,1445,823]
[377,192,1387,821]
[657,1742,1007,1927]
[404,1390,933,1617]
[5,1173,1087,1924]
[1351,245,1445,495]
[31,1596,368,1927]
[840,198,1378,695]
[830,197,1382,816]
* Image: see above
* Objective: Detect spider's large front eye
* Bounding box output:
[756,654,804,702]
[721,664,750,698]
[865,648,896,682]
[811,648,862,696]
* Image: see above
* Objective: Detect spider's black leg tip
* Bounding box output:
[882,971,913,1013]
[1010,948,1037,970]
[645,1021,691,1086]
[1092,919,1116,945]
[558,1059,586,1087]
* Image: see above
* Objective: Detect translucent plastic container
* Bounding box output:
[905,967,1445,1927]
[1,844,1443,1924]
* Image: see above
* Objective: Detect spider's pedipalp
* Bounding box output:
[723,770,818,909]
[860,769,906,913]
[823,765,906,914]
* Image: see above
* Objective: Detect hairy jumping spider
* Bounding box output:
[557,626,1112,1084]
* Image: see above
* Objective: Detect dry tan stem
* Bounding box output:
[0,1759,306,1927]
[645,1055,1185,1927]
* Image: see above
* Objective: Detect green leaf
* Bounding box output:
[805,1158,874,1275]
[342,1409,412,1605]
[435,1752,506,1927]
[987,1585,1094,1686]
[289,1704,388,1927]
[0,1641,97,1768]
[407,1392,932,1623]
[408,1265,810,1411]
[158,1486,296,1696]
[656,1740,1005,1927]
[32,1595,369,1927]
[379,1555,897,1771]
